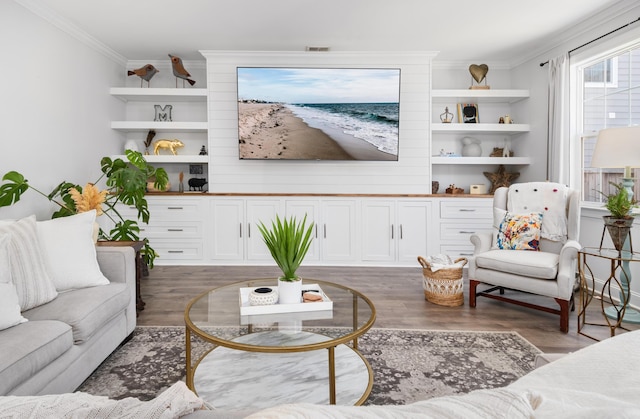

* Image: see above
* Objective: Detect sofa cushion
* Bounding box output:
[36,210,110,292]
[474,249,559,279]
[0,234,28,331]
[0,216,58,310]
[23,283,129,344]
[0,320,72,395]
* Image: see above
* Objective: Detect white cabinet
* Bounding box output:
[117,197,205,264]
[209,198,282,262]
[285,199,357,263]
[361,199,430,263]
[321,200,358,262]
[437,198,493,259]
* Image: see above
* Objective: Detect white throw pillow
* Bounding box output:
[0,283,28,331]
[37,210,110,291]
[0,216,58,311]
[0,233,12,284]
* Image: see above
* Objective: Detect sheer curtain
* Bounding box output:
[547,53,569,184]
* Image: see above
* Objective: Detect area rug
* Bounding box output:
[77,326,540,406]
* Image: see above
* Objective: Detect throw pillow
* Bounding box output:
[0,283,28,331]
[0,216,58,310]
[0,233,12,284]
[37,210,110,291]
[495,210,543,251]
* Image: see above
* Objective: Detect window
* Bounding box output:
[576,44,640,203]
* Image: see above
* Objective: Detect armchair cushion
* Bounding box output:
[474,250,559,279]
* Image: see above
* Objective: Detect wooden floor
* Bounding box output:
[138,265,640,353]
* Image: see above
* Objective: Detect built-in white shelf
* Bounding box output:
[431,156,531,165]
[113,154,209,164]
[111,121,208,132]
[431,89,530,103]
[431,123,530,134]
[109,88,207,102]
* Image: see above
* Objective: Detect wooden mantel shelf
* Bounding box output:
[145,192,494,198]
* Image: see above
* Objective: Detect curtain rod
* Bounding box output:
[539,16,640,67]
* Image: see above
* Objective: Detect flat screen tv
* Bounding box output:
[237,67,400,161]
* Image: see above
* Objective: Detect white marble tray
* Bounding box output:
[239,283,333,315]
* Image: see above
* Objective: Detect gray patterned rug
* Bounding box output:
[77,326,540,406]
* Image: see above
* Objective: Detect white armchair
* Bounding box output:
[468,182,581,333]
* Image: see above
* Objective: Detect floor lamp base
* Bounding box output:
[605,306,640,324]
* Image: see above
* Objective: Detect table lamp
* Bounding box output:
[590,125,640,324]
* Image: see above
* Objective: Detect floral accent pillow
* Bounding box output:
[496,211,543,251]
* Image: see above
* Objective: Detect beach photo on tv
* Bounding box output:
[237,67,401,161]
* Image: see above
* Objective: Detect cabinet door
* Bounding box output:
[210,199,244,261]
[361,201,395,262]
[245,200,282,261]
[397,201,430,263]
[285,199,320,261]
[321,200,357,261]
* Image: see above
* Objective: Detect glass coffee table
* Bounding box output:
[184,279,376,410]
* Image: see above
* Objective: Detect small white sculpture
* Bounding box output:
[461,137,482,157]
[503,138,512,157]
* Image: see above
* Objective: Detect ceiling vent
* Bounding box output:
[305,46,330,52]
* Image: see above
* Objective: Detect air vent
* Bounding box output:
[305,46,330,52]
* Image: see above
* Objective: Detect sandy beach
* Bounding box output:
[238,103,396,160]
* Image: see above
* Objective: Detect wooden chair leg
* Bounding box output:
[556,298,570,333]
[469,280,479,307]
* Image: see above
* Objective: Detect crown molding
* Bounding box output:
[15,0,127,66]
[510,0,640,68]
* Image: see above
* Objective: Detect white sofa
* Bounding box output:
[0,212,136,396]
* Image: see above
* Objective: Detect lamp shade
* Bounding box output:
[591,126,640,169]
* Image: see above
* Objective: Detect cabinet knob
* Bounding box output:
[459,209,476,212]
[459,230,476,234]
[167,207,184,210]
[167,250,184,254]
[167,228,184,232]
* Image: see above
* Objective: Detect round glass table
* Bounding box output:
[184,279,376,410]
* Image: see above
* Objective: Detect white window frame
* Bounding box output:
[570,27,640,209]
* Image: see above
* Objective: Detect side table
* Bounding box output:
[577,247,640,340]
[96,240,146,316]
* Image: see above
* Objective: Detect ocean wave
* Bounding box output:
[288,103,399,155]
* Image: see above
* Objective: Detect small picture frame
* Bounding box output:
[457,103,479,123]
[189,164,203,175]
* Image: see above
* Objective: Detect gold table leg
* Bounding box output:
[328,346,336,404]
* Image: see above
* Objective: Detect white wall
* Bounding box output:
[200,51,435,194]
[0,1,124,220]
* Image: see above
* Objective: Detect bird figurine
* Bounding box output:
[168,54,196,87]
[127,64,159,87]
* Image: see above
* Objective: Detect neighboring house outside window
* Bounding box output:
[575,44,640,203]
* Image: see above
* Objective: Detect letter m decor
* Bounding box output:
[154,104,173,122]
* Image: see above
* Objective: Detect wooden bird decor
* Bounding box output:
[169,54,196,87]
[127,64,159,87]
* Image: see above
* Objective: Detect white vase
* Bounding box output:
[277,277,302,304]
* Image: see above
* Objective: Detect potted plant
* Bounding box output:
[257,214,314,304]
[598,181,638,251]
[0,150,168,267]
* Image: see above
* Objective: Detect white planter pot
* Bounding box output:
[278,277,302,305]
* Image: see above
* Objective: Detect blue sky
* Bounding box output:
[237,68,400,104]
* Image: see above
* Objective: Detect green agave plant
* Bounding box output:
[257,214,314,281]
[0,150,168,268]
[599,181,638,219]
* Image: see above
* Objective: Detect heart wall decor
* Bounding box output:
[469,64,489,84]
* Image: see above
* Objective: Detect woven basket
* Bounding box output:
[417,256,467,307]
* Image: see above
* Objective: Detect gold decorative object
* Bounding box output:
[153,139,184,155]
[469,64,490,90]
[440,106,453,123]
[483,165,520,194]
